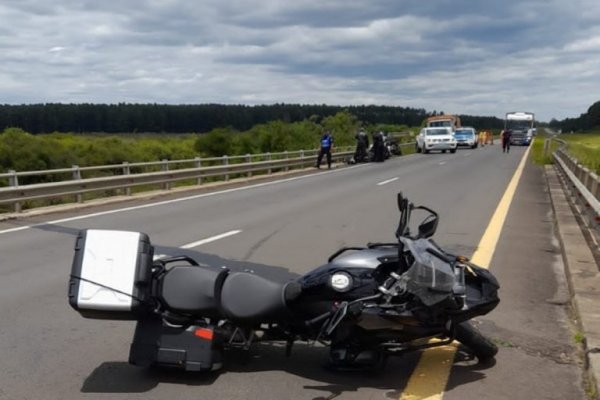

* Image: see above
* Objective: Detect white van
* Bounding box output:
[416,127,457,154]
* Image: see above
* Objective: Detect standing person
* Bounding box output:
[486,130,494,145]
[316,130,334,169]
[372,131,385,162]
[354,128,369,163]
[501,129,512,153]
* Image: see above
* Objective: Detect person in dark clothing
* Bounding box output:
[354,129,369,163]
[372,131,385,162]
[501,129,512,153]
[316,130,334,169]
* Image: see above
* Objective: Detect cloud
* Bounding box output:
[0,0,599,121]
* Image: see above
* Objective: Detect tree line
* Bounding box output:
[0,103,504,134]
[0,111,406,179]
[549,100,600,132]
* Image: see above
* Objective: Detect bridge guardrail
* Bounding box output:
[0,142,415,213]
[0,148,351,212]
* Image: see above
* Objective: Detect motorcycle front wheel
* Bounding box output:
[455,321,498,362]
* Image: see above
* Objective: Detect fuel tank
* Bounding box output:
[297,246,400,304]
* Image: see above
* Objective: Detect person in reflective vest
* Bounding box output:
[317,130,334,169]
[485,130,494,145]
[478,130,486,147]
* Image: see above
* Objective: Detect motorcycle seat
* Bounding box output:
[219,272,301,324]
[159,265,228,318]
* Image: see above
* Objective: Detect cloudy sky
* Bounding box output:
[2,0,600,122]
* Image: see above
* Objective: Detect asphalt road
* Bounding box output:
[0,144,585,400]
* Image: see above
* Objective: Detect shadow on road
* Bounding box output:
[81,361,220,393]
[81,343,492,398]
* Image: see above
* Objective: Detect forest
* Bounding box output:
[549,100,600,132]
[0,103,504,134]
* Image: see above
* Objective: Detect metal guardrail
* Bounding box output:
[0,142,417,213]
[552,141,600,231]
[0,148,354,212]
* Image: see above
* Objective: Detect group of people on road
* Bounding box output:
[316,127,514,169]
[316,128,390,169]
[479,129,512,153]
[354,128,387,163]
[478,130,494,147]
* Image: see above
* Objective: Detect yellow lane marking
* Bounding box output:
[399,145,533,400]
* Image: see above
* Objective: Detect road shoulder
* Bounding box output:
[546,164,600,399]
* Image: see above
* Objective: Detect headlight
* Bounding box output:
[330,272,352,292]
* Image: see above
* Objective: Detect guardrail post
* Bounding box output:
[161,159,170,190]
[582,168,591,191]
[300,150,305,167]
[223,155,229,181]
[72,165,83,203]
[195,157,202,185]
[590,172,599,202]
[246,154,252,178]
[543,139,550,158]
[284,150,289,172]
[122,162,131,196]
[8,170,21,213]
[577,164,585,184]
[267,153,272,174]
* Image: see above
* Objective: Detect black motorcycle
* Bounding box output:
[68,193,499,372]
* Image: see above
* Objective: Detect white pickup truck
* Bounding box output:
[416,127,457,154]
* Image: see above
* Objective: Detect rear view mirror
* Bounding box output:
[417,215,438,239]
[397,192,405,212]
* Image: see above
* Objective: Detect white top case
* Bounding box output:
[77,230,141,311]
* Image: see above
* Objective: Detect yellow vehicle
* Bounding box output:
[425,115,461,132]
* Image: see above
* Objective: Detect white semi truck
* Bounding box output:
[505,112,535,146]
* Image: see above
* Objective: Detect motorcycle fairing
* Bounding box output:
[399,238,456,307]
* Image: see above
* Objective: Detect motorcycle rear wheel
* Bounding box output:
[455,321,498,362]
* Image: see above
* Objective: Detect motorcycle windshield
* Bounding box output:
[401,238,455,306]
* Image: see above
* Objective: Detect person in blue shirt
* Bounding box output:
[316,130,334,169]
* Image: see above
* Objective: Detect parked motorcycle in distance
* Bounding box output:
[68,193,499,372]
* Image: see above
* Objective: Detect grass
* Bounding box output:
[559,131,600,174]
[574,330,585,344]
[530,129,561,165]
[530,129,600,174]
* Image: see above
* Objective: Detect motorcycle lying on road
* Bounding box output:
[68,193,499,372]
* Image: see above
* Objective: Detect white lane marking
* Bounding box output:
[180,230,242,249]
[439,161,447,165]
[0,165,368,236]
[377,177,399,186]
[0,226,28,234]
